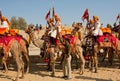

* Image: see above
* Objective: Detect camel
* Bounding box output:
[0,39,24,81]
[0,35,29,74]
[111,23,120,68]
[82,35,98,73]
[25,26,64,76]
[71,22,86,74]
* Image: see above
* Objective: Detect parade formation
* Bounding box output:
[0,6,120,81]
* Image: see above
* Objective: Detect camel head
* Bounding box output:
[72,22,83,30]
[25,26,35,34]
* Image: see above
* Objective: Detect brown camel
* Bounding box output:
[71,22,86,74]
[1,36,29,74]
[0,39,24,81]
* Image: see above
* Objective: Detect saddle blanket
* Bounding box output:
[0,35,22,55]
[97,34,117,47]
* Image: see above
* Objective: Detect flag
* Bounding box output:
[45,9,50,20]
[116,13,120,21]
[52,7,55,17]
[81,8,89,22]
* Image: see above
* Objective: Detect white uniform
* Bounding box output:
[0,21,9,29]
[93,21,103,36]
[55,21,62,33]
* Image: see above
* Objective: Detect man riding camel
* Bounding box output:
[0,10,11,35]
[92,15,103,37]
[0,10,11,30]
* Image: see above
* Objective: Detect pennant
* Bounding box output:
[45,9,50,20]
[81,8,89,22]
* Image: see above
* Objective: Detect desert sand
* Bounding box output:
[0,29,120,81]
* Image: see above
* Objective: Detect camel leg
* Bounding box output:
[15,58,22,81]
[2,56,8,73]
[101,48,107,62]
[77,47,85,75]
[23,49,29,74]
[89,56,94,72]
[108,48,114,66]
[2,59,8,73]
[94,53,98,73]
[118,52,120,69]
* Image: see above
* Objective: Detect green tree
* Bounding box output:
[10,16,27,30]
[10,16,18,29]
[18,17,27,30]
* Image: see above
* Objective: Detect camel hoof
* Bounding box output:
[95,70,98,73]
[79,71,84,75]
[2,70,8,74]
[25,71,29,74]
[51,73,55,77]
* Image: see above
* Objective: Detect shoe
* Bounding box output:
[62,76,68,78]
[65,77,72,80]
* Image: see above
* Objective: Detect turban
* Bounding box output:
[54,15,60,21]
[93,15,99,21]
[2,16,11,27]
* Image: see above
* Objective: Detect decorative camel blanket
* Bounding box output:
[0,36,15,55]
[56,34,77,53]
[0,35,23,55]
[97,34,117,48]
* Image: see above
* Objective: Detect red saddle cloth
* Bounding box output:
[56,35,76,46]
[56,35,76,53]
[0,36,14,55]
[97,34,117,47]
[0,35,23,55]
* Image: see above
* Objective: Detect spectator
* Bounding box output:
[39,24,42,30]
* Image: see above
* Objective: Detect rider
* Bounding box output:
[54,14,62,34]
[0,10,11,35]
[92,15,103,42]
[46,17,57,46]
[0,11,11,30]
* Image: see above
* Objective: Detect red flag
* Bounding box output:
[45,9,50,20]
[116,13,120,21]
[82,8,89,22]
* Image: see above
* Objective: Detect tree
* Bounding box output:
[18,17,27,30]
[10,16,27,30]
[10,16,18,29]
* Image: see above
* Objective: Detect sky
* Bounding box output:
[0,0,120,27]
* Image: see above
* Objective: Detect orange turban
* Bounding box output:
[2,16,11,28]
[49,18,54,23]
[54,15,60,21]
[93,15,99,21]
